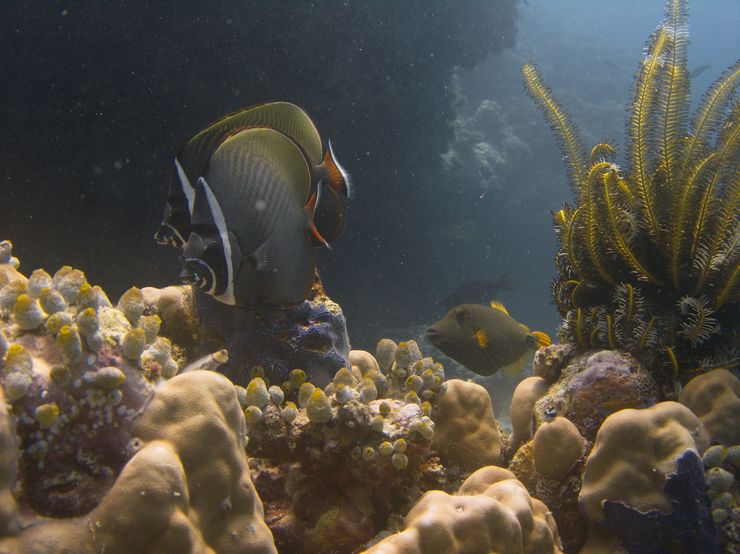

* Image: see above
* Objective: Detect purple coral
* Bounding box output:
[194,285,350,387]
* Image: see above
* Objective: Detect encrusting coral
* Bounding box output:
[0,242,183,518]
[0,243,277,553]
[533,349,660,441]
[523,0,739,387]
[364,466,563,554]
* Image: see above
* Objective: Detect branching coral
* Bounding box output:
[524,0,739,384]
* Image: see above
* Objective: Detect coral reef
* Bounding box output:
[0,243,182,518]
[364,466,563,553]
[243,339,514,553]
[244,340,453,553]
[579,401,709,552]
[143,279,350,388]
[0,370,275,553]
[679,368,740,446]
[0,243,275,553]
[523,0,739,386]
[600,450,719,554]
[533,349,659,441]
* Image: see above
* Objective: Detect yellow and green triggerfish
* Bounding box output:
[426,301,551,377]
[154,102,351,306]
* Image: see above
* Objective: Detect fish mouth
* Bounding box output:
[179,267,199,286]
[425,326,440,343]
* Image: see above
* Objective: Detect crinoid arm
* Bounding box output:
[522,63,587,200]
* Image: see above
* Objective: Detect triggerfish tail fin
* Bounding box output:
[531,331,552,348]
[489,300,509,315]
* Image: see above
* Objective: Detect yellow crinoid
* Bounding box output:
[524,0,738,385]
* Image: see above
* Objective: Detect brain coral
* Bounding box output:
[0,370,276,553]
[431,378,504,471]
[579,401,709,551]
[678,368,740,446]
[364,466,563,554]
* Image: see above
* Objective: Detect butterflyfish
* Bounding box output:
[426,301,551,377]
[154,101,350,249]
[179,126,318,306]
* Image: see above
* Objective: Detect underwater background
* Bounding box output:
[1,0,738,413]
[1,1,739,552]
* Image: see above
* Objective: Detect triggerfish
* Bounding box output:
[154,101,351,250]
[179,126,321,306]
[426,301,551,377]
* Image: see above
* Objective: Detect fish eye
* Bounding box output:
[454,308,465,323]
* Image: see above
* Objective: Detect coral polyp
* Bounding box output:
[524,0,739,384]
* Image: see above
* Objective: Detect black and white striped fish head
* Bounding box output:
[180,229,227,294]
[178,178,235,300]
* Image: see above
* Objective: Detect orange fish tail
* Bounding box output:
[531,331,552,348]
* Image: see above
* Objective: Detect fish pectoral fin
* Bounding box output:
[489,300,509,315]
[249,238,274,272]
[474,328,488,348]
[228,230,243,271]
[502,350,531,378]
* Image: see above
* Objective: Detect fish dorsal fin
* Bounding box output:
[531,331,552,347]
[475,328,488,348]
[502,350,530,378]
[182,102,323,180]
[323,139,352,200]
[217,127,313,207]
[519,323,530,333]
[490,300,509,315]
